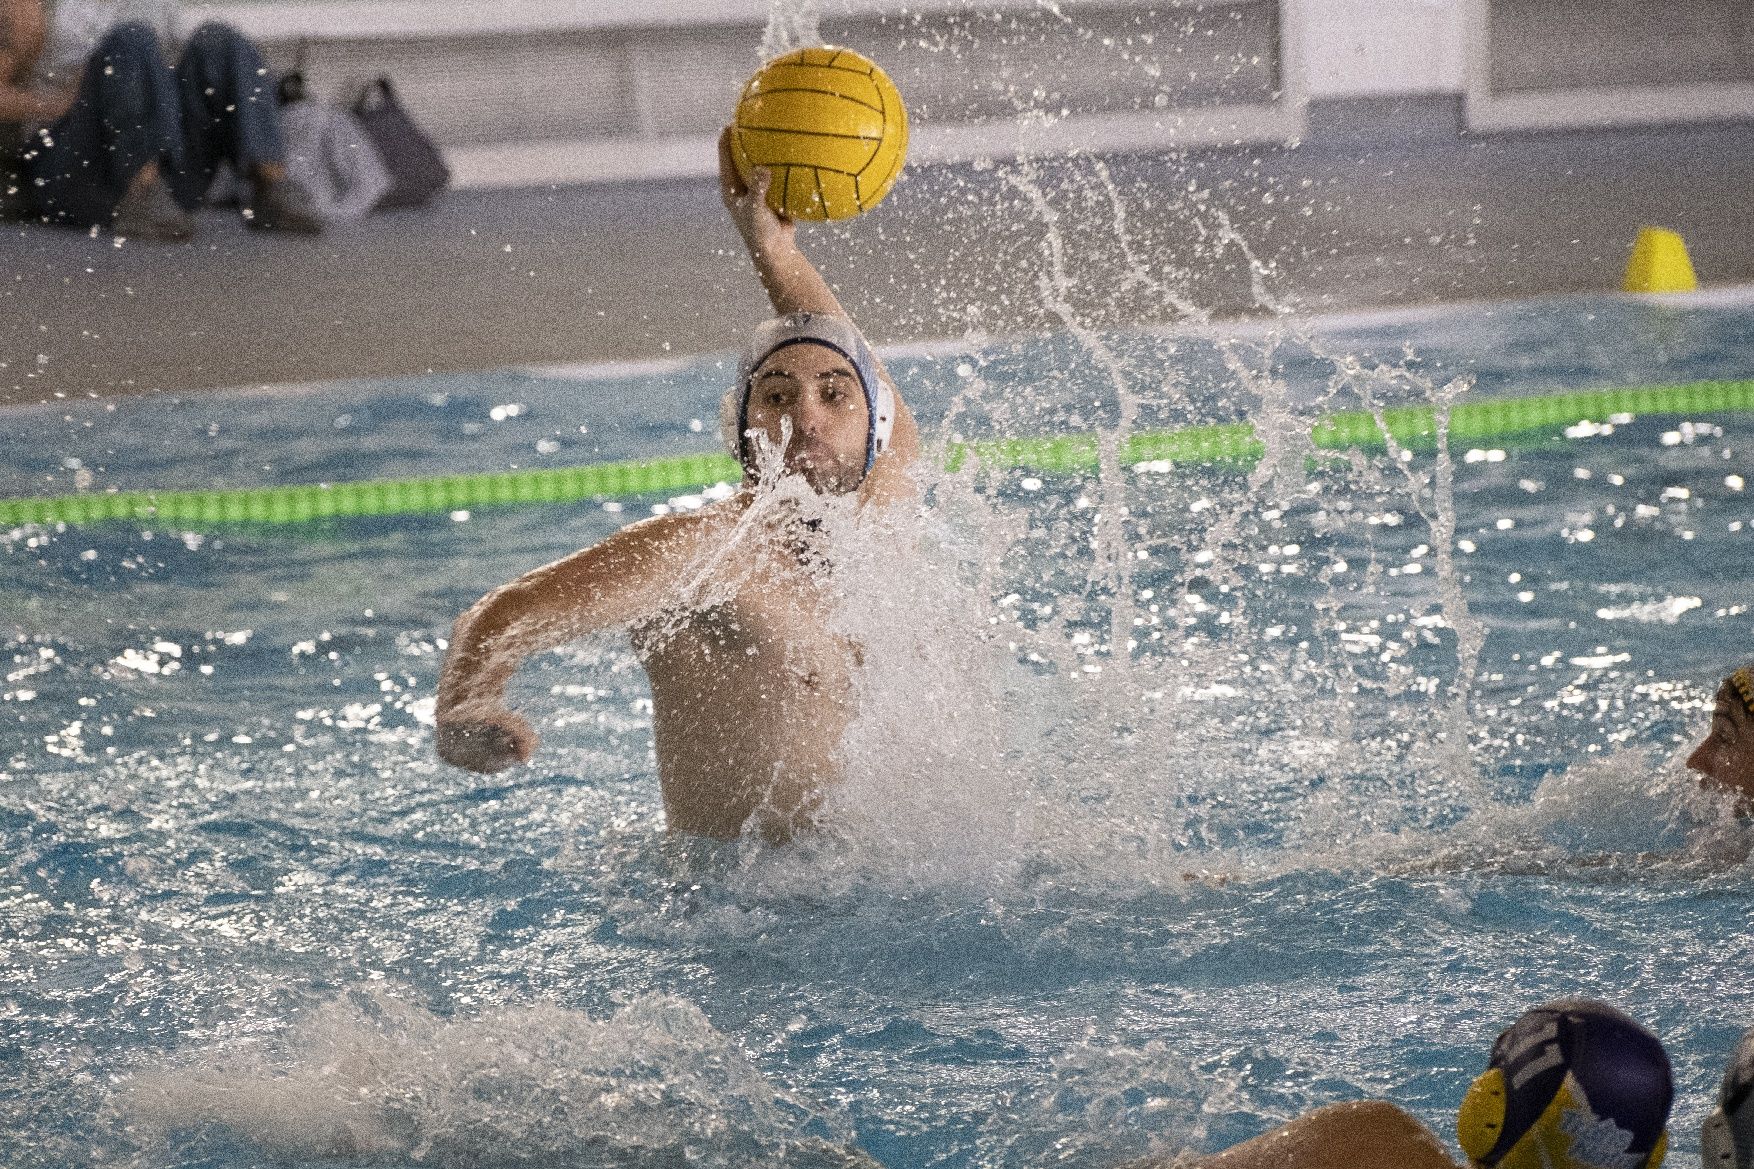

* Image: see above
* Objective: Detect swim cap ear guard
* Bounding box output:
[1457,1000,1672,1169]
[720,312,896,479]
[1701,1027,1754,1169]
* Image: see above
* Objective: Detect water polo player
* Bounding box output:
[1453,998,1672,1169]
[1687,665,1754,807]
[1180,998,1674,1169]
[432,128,919,842]
[1703,1025,1754,1169]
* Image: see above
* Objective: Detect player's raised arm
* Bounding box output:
[434,516,697,773]
[719,125,845,316]
[717,127,921,480]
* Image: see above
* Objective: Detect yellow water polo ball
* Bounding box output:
[731,46,909,222]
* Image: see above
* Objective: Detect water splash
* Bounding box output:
[762,0,823,60]
[740,134,1743,897]
[973,1036,1209,1167]
[119,990,873,1168]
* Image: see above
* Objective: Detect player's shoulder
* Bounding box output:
[594,495,747,557]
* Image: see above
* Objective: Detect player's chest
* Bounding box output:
[647,568,849,669]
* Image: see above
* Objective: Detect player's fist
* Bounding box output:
[436,707,537,773]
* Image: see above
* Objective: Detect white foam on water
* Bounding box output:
[1272,747,1753,879]
[119,990,872,1168]
[973,1036,1210,1167]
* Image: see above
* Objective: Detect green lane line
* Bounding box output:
[946,379,1754,473]
[0,454,742,528]
[3,380,1751,529]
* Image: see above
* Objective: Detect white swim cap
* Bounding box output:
[721,313,896,477]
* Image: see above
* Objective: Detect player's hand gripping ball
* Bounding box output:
[730,46,909,221]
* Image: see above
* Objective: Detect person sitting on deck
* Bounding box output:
[432,128,921,844]
[0,0,321,239]
[1686,663,1754,810]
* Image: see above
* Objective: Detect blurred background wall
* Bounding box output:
[180,0,1754,187]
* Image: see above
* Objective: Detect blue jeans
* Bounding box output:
[23,21,286,227]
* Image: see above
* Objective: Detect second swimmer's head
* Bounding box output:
[723,313,895,494]
[1687,665,1754,805]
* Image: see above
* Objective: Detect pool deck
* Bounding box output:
[6,117,1754,405]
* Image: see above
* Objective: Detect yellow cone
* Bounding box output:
[1623,226,1698,293]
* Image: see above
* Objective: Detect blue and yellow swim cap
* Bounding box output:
[1457,999,1672,1169]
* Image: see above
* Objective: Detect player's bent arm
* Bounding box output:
[434,515,701,771]
[1172,1101,1459,1169]
[438,516,695,709]
[748,231,846,319]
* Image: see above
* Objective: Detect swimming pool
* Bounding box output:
[2,290,1751,1167]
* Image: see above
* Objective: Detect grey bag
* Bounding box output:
[281,100,392,222]
[352,78,449,210]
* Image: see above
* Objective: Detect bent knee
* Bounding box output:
[186,21,246,47]
[96,21,165,62]
[182,20,259,61]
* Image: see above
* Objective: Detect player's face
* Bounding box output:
[1686,681,1754,804]
[744,345,870,494]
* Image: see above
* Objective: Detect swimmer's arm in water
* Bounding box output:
[1129,1101,1458,1169]
[717,126,922,481]
[434,515,698,773]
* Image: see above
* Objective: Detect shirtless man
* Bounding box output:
[434,129,920,843]
[1686,664,1754,808]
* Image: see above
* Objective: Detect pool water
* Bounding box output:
[2,291,1752,1167]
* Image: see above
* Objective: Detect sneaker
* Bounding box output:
[1704,1027,1754,1168]
[111,179,195,242]
[246,178,323,234]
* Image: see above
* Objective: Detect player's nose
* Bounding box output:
[793,396,830,437]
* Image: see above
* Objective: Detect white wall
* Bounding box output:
[1289,0,1466,98]
[195,0,1754,182]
